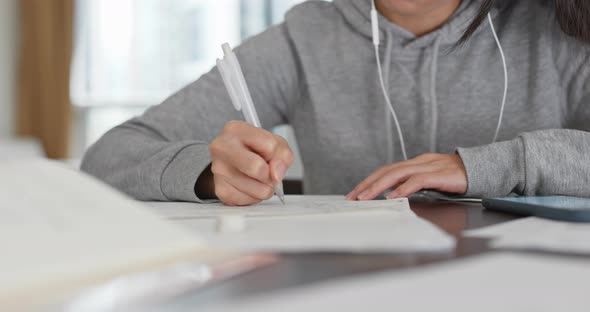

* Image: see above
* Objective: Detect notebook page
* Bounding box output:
[146,196,412,219]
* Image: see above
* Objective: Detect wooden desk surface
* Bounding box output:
[154,199,524,310]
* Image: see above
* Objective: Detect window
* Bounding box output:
[71,0,308,156]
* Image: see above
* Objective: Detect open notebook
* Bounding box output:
[0,160,241,310]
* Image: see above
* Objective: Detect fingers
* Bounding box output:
[390,173,446,199]
[212,162,275,200]
[348,154,469,201]
[346,166,392,200]
[214,175,261,206]
[214,147,272,184]
[356,165,433,201]
[235,122,294,168]
[269,135,294,183]
[224,121,285,161]
[212,122,294,179]
[209,121,295,206]
[346,156,433,200]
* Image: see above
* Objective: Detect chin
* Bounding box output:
[378,0,424,14]
[377,0,448,16]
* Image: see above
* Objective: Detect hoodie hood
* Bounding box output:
[334,0,500,49]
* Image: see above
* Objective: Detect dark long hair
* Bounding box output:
[459,0,590,44]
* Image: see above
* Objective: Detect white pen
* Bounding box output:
[217,43,286,205]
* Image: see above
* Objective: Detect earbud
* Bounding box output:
[371,2,380,47]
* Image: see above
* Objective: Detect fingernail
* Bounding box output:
[274,162,287,182]
[358,190,370,200]
[387,191,399,199]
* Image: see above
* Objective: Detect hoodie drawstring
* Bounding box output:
[383,31,394,164]
[429,35,442,153]
[382,32,443,162]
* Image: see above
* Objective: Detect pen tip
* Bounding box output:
[274,183,285,205]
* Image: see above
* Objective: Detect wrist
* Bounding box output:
[195,164,216,199]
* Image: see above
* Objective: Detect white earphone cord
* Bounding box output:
[488,13,508,144]
[372,3,508,160]
[371,2,408,161]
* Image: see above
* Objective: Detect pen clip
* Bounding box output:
[217,58,242,112]
[219,43,262,128]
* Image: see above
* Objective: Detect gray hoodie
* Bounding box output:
[81,0,590,202]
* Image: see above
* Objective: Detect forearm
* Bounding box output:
[81,121,213,202]
[458,129,590,198]
[81,23,300,203]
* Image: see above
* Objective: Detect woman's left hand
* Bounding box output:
[346,153,468,201]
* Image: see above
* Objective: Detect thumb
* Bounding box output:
[269,159,288,184]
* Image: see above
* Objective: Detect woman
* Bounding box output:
[82,0,590,206]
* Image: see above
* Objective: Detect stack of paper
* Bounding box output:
[0,160,234,310]
[465,217,590,254]
[147,196,457,253]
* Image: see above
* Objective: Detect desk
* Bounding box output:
[149,199,524,311]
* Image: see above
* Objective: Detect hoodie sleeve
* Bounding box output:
[81,24,302,202]
[457,28,590,199]
[457,129,590,198]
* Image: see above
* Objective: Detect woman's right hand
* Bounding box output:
[206,121,294,206]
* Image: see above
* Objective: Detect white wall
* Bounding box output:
[0,0,18,137]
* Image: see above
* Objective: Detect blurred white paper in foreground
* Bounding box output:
[0,160,231,310]
[202,253,590,312]
[148,196,456,253]
[464,216,590,255]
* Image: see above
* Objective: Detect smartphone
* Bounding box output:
[482,196,590,223]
